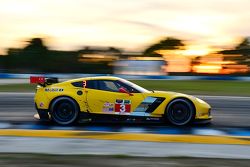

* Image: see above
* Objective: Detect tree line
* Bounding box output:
[0,37,249,74]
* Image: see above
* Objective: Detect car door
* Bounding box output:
[85,79,145,115]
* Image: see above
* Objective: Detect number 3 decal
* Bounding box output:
[115,99,131,113]
[120,104,126,112]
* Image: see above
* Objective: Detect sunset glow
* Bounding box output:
[183,45,212,56]
[0,0,250,54]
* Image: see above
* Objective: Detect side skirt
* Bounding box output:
[78,112,164,124]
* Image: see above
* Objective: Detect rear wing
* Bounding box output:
[30,76,58,87]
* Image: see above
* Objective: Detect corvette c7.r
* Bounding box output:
[31,76,211,126]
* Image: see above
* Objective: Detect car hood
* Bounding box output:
[152,90,192,97]
[149,90,198,101]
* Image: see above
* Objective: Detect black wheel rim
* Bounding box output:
[169,103,191,124]
[54,101,76,123]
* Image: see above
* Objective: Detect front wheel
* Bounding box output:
[50,97,79,125]
[165,99,195,126]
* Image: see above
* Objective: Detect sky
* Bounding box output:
[0,0,250,54]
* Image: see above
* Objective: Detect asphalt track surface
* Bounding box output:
[1,137,250,159]
[0,92,249,129]
[1,92,250,159]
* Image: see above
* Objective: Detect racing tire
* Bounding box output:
[165,98,195,126]
[50,97,79,125]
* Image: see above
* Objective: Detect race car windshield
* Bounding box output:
[119,79,149,93]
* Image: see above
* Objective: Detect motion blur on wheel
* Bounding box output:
[31,76,212,126]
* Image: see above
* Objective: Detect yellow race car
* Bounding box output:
[31,76,211,126]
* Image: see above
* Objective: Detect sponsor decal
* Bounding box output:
[115,99,131,114]
[103,102,114,112]
[39,102,44,107]
[45,88,64,92]
[146,117,160,121]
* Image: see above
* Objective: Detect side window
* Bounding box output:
[72,79,139,93]
[97,80,120,92]
[71,80,98,89]
[71,81,83,88]
[116,81,140,93]
[86,80,98,89]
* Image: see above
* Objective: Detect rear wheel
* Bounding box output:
[50,97,79,125]
[166,99,195,126]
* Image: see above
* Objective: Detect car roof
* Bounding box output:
[66,76,122,83]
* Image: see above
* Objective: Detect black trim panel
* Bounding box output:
[145,97,165,113]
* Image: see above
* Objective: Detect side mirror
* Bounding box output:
[119,87,133,96]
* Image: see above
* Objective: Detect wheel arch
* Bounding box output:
[165,97,196,117]
[49,95,80,114]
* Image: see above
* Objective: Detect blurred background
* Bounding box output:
[0,0,250,76]
[0,1,250,166]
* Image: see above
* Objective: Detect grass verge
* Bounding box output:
[0,80,249,96]
[0,84,36,92]
[133,80,250,96]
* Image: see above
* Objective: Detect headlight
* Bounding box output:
[196,98,206,104]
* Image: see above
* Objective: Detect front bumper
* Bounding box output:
[194,117,212,124]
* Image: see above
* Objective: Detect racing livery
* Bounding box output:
[31,76,212,126]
